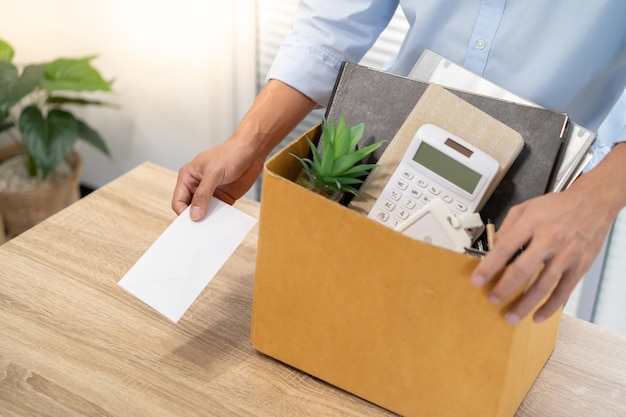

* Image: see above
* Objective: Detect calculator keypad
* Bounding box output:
[369,167,472,228]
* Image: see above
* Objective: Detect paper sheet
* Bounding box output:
[118,199,257,323]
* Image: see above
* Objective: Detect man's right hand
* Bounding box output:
[172,136,265,220]
[171,79,318,221]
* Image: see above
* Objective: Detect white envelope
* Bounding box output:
[118,199,257,323]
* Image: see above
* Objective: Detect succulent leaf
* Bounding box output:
[342,163,379,177]
[290,153,315,180]
[307,139,322,171]
[330,177,364,185]
[335,127,352,158]
[335,115,348,148]
[354,140,385,158]
[292,115,385,198]
[320,131,334,176]
[349,123,365,149]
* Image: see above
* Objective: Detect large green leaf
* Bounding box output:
[0,60,18,83]
[41,56,112,92]
[76,118,110,156]
[0,61,19,116]
[0,39,14,61]
[9,64,44,104]
[0,63,44,118]
[47,95,118,107]
[19,105,79,178]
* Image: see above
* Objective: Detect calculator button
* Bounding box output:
[375,211,390,223]
[403,198,416,209]
[441,193,454,203]
[390,189,402,201]
[409,188,422,199]
[401,169,415,180]
[383,200,396,211]
[396,209,410,220]
[455,201,468,212]
[395,179,409,190]
[416,177,428,188]
[429,185,441,196]
[421,194,432,205]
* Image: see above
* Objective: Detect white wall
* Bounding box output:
[0,0,256,191]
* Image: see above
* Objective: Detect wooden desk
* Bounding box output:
[1,163,625,417]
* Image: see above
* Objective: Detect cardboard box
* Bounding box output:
[250,123,561,417]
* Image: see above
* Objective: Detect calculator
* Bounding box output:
[368,124,499,229]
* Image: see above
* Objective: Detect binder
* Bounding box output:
[325,62,569,227]
[409,49,596,193]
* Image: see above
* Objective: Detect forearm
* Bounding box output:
[231,79,317,159]
[570,142,626,219]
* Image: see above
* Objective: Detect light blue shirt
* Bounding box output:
[267,0,626,163]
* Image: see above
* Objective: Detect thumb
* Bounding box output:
[188,175,221,221]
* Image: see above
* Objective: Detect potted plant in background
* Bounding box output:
[0,38,115,242]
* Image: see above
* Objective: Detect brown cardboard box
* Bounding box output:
[250,123,561,417]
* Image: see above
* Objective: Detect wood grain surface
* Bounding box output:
[1,162,624,417]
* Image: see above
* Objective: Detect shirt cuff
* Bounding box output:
[266,37,343,108]
[613,124,626,146]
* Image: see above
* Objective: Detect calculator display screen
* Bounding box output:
[412,142,482,194]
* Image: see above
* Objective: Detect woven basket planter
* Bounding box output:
[0,143,83,241]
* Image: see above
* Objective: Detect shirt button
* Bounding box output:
[475,39,486,50]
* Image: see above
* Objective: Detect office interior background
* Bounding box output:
[1,0,624,333]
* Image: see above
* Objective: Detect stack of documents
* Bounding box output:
[409,49,596,192]
[325,62,570,226]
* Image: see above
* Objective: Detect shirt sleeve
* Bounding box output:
[586,89,626,171]
[616,125,626,144]
[266,0,399,107]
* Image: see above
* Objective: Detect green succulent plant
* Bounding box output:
[0,38,114,180]
[291,115,384,199]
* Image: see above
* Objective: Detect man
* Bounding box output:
[172,1,626,325]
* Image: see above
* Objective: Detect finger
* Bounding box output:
[471,221,532,287]
[502,236,589,324]
[172,169,199,215]
[189,158,233,221]
[189,186,216,221]
[211,156,265,206]
[532,258,589,323]
[487,240,552,303]
[500,259,562,325]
